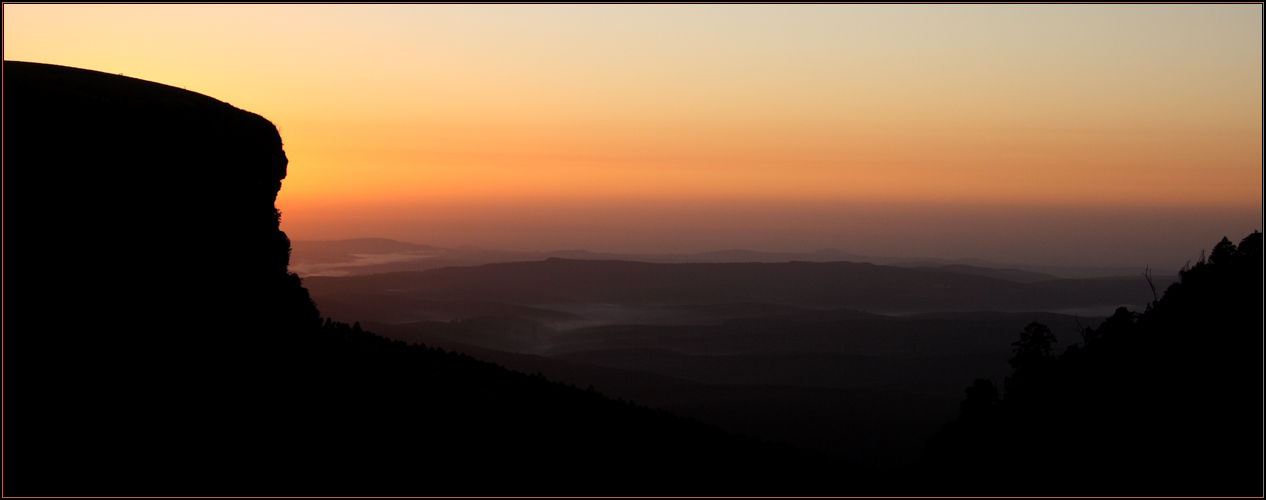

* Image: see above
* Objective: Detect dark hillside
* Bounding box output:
[3,61,855,496]
[923,232,1263,496]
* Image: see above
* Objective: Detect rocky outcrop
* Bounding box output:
[6,60,317,332]
[6,61,321,492]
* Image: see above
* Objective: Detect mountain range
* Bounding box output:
[290,237,1151,279]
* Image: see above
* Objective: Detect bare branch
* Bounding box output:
[1073,315,1088,346]
[1142,266,1158,304]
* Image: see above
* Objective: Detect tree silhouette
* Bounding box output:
[1009,322,1056,371]
[1003,322,1057,397]
[924,231,1263,496]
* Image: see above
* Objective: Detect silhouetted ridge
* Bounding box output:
[922,231,1263,496]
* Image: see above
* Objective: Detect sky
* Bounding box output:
[5,4,1262,269]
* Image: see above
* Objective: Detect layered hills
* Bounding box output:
[290,236,1146,279]
[301,258,1160,466]
[304,258,1169,318]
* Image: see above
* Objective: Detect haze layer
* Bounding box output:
[6,4,1261,268]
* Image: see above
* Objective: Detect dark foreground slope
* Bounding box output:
[923,232,1263,497]
[3,62,851,496]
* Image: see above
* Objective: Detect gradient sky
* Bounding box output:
[5,4,1261,268]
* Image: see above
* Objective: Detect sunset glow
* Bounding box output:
[5,4,1261,267]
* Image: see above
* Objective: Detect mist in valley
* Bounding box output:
[290,238,1191,466]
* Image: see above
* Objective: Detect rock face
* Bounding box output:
[5,61,320,491]
[6,60,317,330]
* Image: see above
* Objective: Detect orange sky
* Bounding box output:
[5,5,1261,267]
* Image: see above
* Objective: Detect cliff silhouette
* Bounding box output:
[6,60,321,494]
[3,62,846,496]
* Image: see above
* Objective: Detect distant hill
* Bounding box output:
[289,238,1146,279]
[915,264,1059,283]
[302,258,1171,317]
